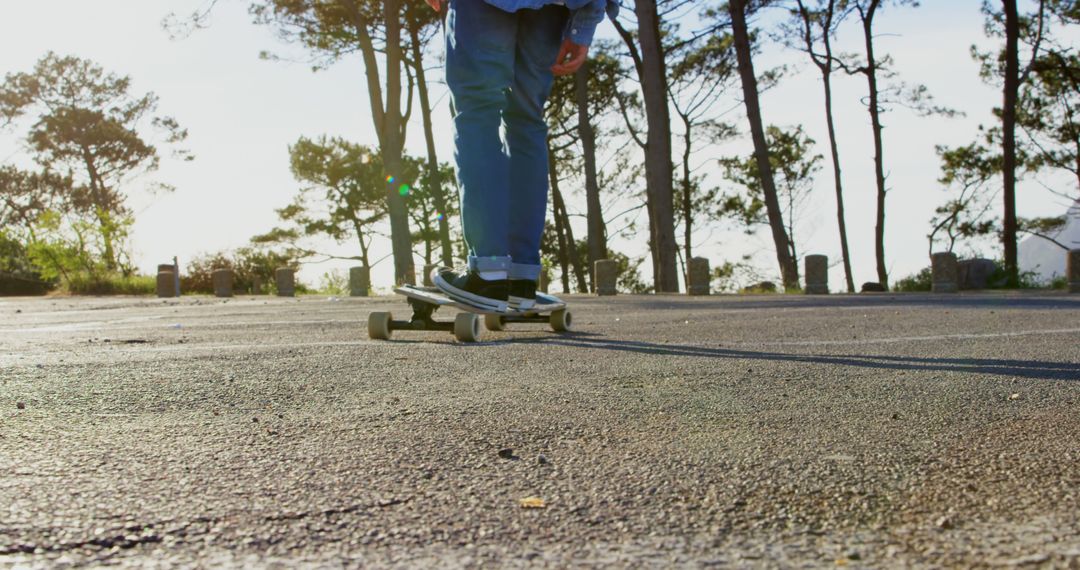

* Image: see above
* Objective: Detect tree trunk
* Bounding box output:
[729,0,800,290]
[351,0,414,285]
[550,168,571,294]
[634,0,680,293]
[382,0,414,284]
[813,1,856,293]
[97,210,117,272]
[410,22,454,268]
[821,73,855,293]
[860,0,889,289]
[679,111,694,284]
[549,156,589,293]
[558,195,589,293]
[417,198,434,265]
[354,222,371,269]
[576,62,606,292]
[1074,136,1080,194]
[1002,0,1021,287]
[676,246,686,291]
[608,17,659,284]
[81,149,118,271]
[787,190,799,264]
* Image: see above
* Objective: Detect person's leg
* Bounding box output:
[504,5,568,295]
[445,0,518,278]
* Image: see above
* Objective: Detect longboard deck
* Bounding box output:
[395,285,566,315]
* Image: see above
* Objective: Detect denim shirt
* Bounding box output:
[482,0,619,46]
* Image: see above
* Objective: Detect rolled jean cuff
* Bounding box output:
[468,255,512,273]
[509,263,542,281]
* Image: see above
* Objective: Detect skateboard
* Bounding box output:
[367,285,573,343]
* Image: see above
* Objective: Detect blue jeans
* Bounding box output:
[445,0,567,281]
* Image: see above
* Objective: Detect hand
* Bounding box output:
[551,39,588,76]
[425,0,441,11]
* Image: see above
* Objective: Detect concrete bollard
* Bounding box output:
[931,252,960,293]
[688,257,710,296]
[423,264,437,287]
[861,282,886,293]
[804,255,829,295]
[212,269,234,298]
[958,258,997,290]
[275,267,296,297]
[1069,249,1080,293]
[156,271,176,298]
[595,259,618,296]
[158,263,180,297]
[350,266,370,297]
[539,269,550,294]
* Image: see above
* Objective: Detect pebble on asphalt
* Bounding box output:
[16,402,26,410]
[519,497,546,509]
[498,448,519,461]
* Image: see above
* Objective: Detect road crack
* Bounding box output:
[263,497,411,522]
[0,516,219,557]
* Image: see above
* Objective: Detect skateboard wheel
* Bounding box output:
[368,311,392,340]
[454,313,481,342]
[550,309,572,332]
[484,314,506,331]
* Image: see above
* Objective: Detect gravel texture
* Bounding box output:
[1,292,1078,568]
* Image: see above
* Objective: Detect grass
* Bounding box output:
[62,273,156,295]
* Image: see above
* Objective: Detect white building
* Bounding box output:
[1019,200,1080,282]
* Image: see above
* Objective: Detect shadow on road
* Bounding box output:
[514,334,1080,381]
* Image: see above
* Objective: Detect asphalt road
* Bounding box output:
[1,292,1079,568]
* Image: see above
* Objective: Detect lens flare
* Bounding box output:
[398,184,411,196]
[386,175,395,184]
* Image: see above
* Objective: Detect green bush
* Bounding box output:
[0,230,54,295]
[25,210,143,295]
[612,252,652,294]
[713,258,761,294]
[0,271,54,295]
[64,273,155,295]
[982,261,1043,289]
[1015,269,1045,290]
[181,247,304,295]
[180,252,236,295]
[739,281,779,294]
[316,269,348,296]
[896,261,1057,291]
[894,267,932,292]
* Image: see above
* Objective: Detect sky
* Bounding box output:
[1,0,1075,292]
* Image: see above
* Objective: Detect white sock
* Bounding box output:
[478,271,507,281]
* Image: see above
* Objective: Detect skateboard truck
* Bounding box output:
[482,310,571,332]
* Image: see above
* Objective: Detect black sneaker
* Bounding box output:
[509,279,537,310]
[432,267,509,312]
